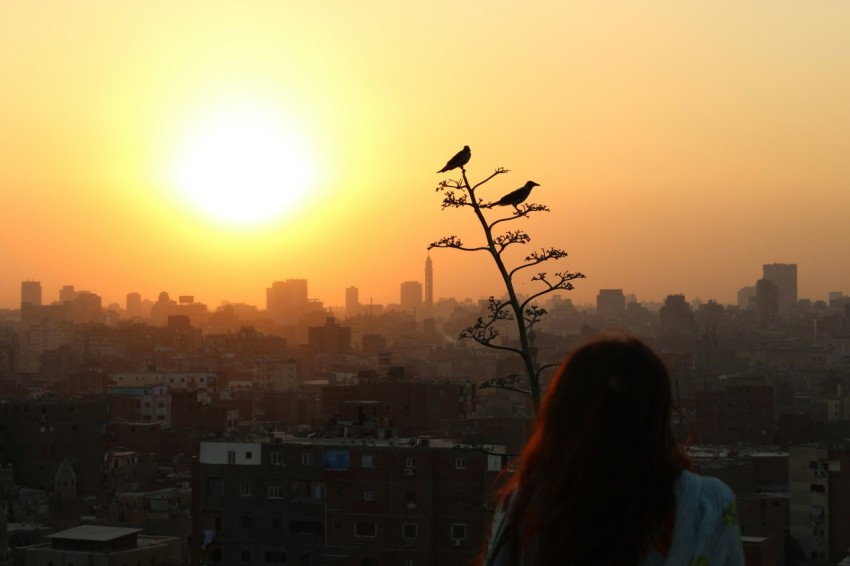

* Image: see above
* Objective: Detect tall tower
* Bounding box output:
[126,292,142,318]
[762,263,797,313]
[20,281,42,307]
[424,254,433,311]
[345,286,360,318]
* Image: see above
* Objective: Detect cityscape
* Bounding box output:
[1,260,850,564]
[3,2,850,565]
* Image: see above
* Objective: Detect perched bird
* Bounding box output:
[491,181,540,208]
[437,145,471,173]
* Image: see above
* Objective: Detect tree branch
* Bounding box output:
[470,167,510,191]
[478,373,531,394]
[493,230,531,254]
[520,271,586,310]
[427,235,489,253]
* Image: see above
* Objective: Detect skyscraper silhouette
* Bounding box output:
[425,254,433,312]
[345,286,360,318]
[20,280,42,307]
[762,263,797,313]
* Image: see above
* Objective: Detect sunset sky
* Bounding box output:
[2,2,849,311]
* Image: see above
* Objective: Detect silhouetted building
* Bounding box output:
[789,445,850,564]
[596,289,626,320]
[345,286,360,318]
[150,292,177,326]
[69,290,104,324]
[659,294,695,336]
[321,381,476,437]
[20,281,42,307]
[195,438,503,566]
[425,254,434,312]
[400,281,423,315]
[737,285,756,310]
[695,381,774,444]
[126,292,142,318]
[762,263,797,313]
[1,400,109,495]
[307,317,351,357]
[756,278,779,327]
[14,525,181,565]
[267,279,309,324]
[59,285,76,304]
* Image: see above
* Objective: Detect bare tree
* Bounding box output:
[429,158,585,412]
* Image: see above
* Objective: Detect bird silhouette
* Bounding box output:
[491,181,540,208]
[437,145,471,173]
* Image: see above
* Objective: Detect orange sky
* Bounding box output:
[2,2,849,311]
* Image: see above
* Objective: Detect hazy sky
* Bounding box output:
[2,2,849,310]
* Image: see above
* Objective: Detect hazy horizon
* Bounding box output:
[3,2,849,311]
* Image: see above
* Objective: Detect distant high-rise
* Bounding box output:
[755,278,779,327]
[21,280,42,307]
[266,279,309,324]
[424,254,433,311]
[737,285,757,310]
[400,281,423,314]
[59,285,76,304]
[596,289,626,319]
[345,286,360,317]
[126,292,142,318]
[659,294,695,336]
[762,263,797,313]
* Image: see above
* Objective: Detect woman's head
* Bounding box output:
[535,335,682,468]
[500,334,690,565]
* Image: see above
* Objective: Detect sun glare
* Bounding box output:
[171,104,315,226]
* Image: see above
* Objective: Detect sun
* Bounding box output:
[171,104,316,226]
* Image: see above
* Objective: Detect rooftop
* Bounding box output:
[47,525,141,543]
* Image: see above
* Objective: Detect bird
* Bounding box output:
[491,181,540,208]
[437,145,471,173]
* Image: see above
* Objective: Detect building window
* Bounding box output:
[403,523,418,539]
[406,491,418,508]
[310,482,326,501]
[405,456,416,468]
[451,523,467,540]
[206,478,224,497]
[239,481,253,497]
[455,457,467,470]
[227,451,236,464]
[302,452,314,466]
[271,452,285,466]
[362,454,376,468]
[405,561,414,566]
[245,451,253,460]
[240,550,251,562]
[363,490,375,501]
[268,486,284,499]
[355,522,377,537]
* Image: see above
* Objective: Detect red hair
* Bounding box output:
[492,335,691,566]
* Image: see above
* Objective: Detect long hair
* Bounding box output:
[495,335,691,566]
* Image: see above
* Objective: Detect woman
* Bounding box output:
[484,335,744,566]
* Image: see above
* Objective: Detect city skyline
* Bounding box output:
[8,261,841,315]
[3,3,849,312]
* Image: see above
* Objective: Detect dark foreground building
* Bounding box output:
[195,437,505,565]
